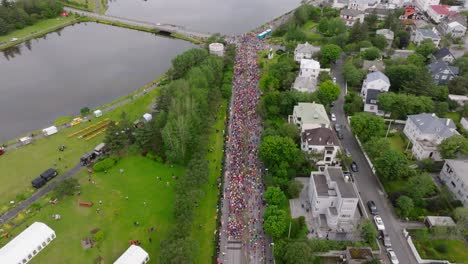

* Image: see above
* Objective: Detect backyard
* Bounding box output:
[409,229,468,263]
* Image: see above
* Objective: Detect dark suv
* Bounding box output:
[367,200,378,215]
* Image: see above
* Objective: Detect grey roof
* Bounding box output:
[295,42,316,54]
[446,14,467,27]
[328,167,357,198]
[363,60,385,72]
[432,48,453,60]
[428,60,459,76]
[293,76,316,92]
[391,49,415,59]
[408,113,457,138]
[376,29,394,40]
[340,8,364,17]
[302,127,339,146]
[445,160,468,183]
[365,71,390,85]
[365,8,390,16]
[365,89,381,104]
[417,29,440,40]
[425,216,456,227]
[313,173,330,197]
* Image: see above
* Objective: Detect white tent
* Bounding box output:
[94,109,103,118]
[19,137,32,145]
[42,126,58,136]
[114,245,149,264]
[142,113,152,122]
[0,222,56,264]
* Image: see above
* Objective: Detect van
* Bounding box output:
[40,168,58,182]
[32,177,46,189]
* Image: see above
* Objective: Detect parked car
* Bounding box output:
[380,230,392,247]
[374,215,385,231]
[333,77,337,84]
[337,130,344,139]
[40,168,58,182]
[331,113,336,122]
[334,123,341,132]
[351,161,358,172]
[345,148,351,157]
[0,146,5,156]
[31,177,46,189]
[387,249,399,264]
[367,200,378,215]
[330,102,335,107]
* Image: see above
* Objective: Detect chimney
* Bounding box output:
[432,113,436,117]
[446,119,450,126]
[319,137,322,142]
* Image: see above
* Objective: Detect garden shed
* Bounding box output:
[113,245,149,264]
[424,216,456,229]
[143,113,152,122]
[42,126,58,136]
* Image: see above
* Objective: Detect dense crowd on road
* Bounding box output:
[219,33,269,262]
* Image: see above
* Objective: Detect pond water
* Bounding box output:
[0,22,194,141]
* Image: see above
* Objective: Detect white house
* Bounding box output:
[415,0,440,11]
[299,59,321,79]
[403,113,459,160]
[460,117,468,130]
[431,47,455,63]
[289,102,330,132]
[448,94,468,106]
[360,71,390,97]
[348,0,379,11]
[292,76,317,93]
[439,15,467,38]
[309,166,359,232]
[412,28,441,46]
[301,127,340,165]
[294,42,317,62]
[340,8,365,26]
[0,222,56,264]
[439,159,468,206]
[427,5,457,23]
[114,245,150,264]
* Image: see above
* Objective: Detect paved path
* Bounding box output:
[64,7,212,40]
[332,56,418,264]
[0,163,83,225]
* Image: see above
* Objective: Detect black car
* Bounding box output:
[337,130,344,139]
[367,200,378,215]
[32,177,46,189]
[40,168,58,182]
[334,124,341,132]
[351,161,358,172]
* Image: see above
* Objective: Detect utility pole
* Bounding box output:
[385,119,393,138]
[288,221,292,238]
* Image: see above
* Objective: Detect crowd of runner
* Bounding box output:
[220,33,269,262]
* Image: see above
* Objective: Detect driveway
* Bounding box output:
[331,57,418,264]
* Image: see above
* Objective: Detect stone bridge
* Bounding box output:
[64,7,213,41]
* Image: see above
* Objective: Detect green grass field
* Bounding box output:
[0,88,160,213]
[410,229,468,263]
[0,17,76,45]
[387,134,406,153]
[1,156,184,264]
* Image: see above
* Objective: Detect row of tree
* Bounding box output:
[0,0,63,35]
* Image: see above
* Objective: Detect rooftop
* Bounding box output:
[365,71,390,85]
[114,245,149,264]
[416,28,440,40]
[445,159,468,184]
[425,216,456,227]
[340,8,364,17]
[365,89,381,104]
[294,102,330,126]
[313,173,330,197]
[300,58,320,70]
[428,60,459,75]
[408,113,457,139]
[363,60,385,72]
[295,42,316,54]
[430,5,457,16]
[327,167,357,198]
[302,127,339,146]
[376,28,394,39]
[432,47,453,60]
[293,76,317,92]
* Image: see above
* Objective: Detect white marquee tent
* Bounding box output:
[42,126,58,136]
[114,245,149,264]
[0,222,56,264]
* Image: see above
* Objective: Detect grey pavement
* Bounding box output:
[332,56,418,264]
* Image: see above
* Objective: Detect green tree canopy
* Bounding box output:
[318,17,346,37]
[265,187,287,206]
[371,35,388,50]
[415,40,437,57]
[363,137,390,159]
[260,136,300,169]
[361,47,381,60]
[350,112,386,142]
[317,80,340,105]
[320,44,342,66]
[343,60,365,87]
[263,205,288,239]
[344,91,364,115]
[397,195,414,218]
[282,240,315,264]
[375,149,409,181]
[438,135,468,159]
[385,64,419,92]
[378,92,434,119]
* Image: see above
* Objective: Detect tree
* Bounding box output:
[385,64,419,92]
[344,91,364,115]
[350,112,385,142]
[406,173,436,204]
[363,137,390,159]
[80,107,90,116]
[317,80,340,105]
[53,178,79,198]
[170,48,208,79]
[371,35,388,50]
[433,101,449,117]
[320,44,342,66]
[397,195,414,218]
[263,205,288,239]
[286,26,307,42]
[438,135,468,159]
[260,136,300,170]
[378,92,434,119]
[343,60,365,87]
[375,149,409,181]
[349,21,369,44]
[364,10,378,29]
[361,47,380,60]
[453,207,468,231]
[448,77,468,95]
[415,40,437,57]
[407,53,426,67]
[318,71,332,83]
[265,187,287,206]
[287,180,303,198]
[318,17,346,37]
[361,220,378,245]
[283,240,315,264]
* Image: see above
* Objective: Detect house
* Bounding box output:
[376,29,394,45]
[461,117,468,130]
[424,216,456,229]
[294,42,317,62]
[114,245,150,264]
[348,0,379,11]
[448,94,468,106]
[308,166,359,232]
[333,0,351,9]
[0,222,56,264]
[301,127,340,165]
[289,102,330,132]
[438,14,467,38]
[299,58,321,79]
[364,89,385,115]
[403,113,459,160]
[428,60,459,85]
[292,76,317,93]
[344,247,377,264]
[340,9,365,26]
[390,49,415,59]
[415,0,440,11]
[431,47,455,63]
[412,28,441,46]
[364,8,391,19]
[427,5,457,23]
[439,159,468,206]
[360,71,390,98]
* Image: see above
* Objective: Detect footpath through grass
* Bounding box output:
[1,156,184,264]
[409,229,468,263]
[0,88,160,214]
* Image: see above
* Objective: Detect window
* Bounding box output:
[370,105,375,110]
[47,238,51,242]
[42,242,46,247]
[435,74,440,79]
[51,234,55,239]
[325,157,331,161]
[38,245,42,251]
[33,250,37,255]
[22,259,27,264]
[28,254,32,259]
[451,181,457,188]
[326,150,333,154]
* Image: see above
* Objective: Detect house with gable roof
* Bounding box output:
[431,47,455,63]
[360,71,390,115]
[294,42,318,62]
[428,60,459,85]
[301,127,340,165]
[289,102,331,132]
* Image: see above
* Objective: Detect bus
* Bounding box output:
[257,29,272,39]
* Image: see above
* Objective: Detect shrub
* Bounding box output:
[93,156,119,172]
[286,180,303,198]
[93,230,104,242]
[80,107,90,116]
[53,178,79,198]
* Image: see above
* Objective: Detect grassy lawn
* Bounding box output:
[0,16,76,45]
[191,100,227,263]
[387,134,406,153]
[302,21,318,31]
[409,229,468,263]
[444,112,461,123]
[0,88,160,213]
[0,156,184,263]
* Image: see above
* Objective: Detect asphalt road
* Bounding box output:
[331,56,418,264]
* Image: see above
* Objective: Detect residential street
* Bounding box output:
[332,57,418,264]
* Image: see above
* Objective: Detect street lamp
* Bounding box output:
[270,243,275,264]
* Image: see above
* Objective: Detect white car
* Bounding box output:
[333,77,337,84]
[374,215,385,231]
[387,249,399,264]
[331,113,336,122]
[10,38,18,42]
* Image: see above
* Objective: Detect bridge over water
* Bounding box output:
[64,7,213,41]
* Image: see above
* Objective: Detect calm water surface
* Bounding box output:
[0,22,194,141]
[106,0,300,34]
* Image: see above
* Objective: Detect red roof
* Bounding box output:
[430,5,457,16]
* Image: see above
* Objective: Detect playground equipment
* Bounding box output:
[67,118,109,138]
[78,200,93,207]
